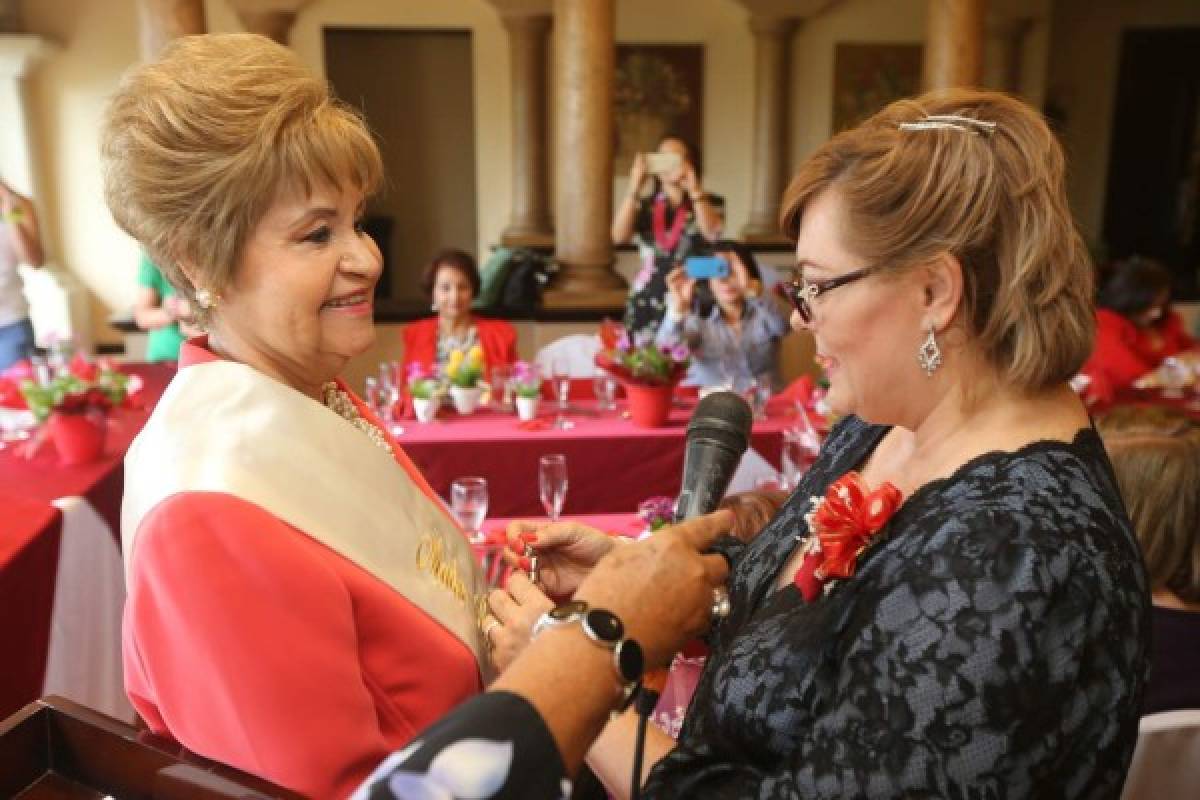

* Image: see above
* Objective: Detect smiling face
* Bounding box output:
[206,180,381,398]
[432,264,475,325]
[792,187,928,424]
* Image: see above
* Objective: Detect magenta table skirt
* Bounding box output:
[398,398,791,517]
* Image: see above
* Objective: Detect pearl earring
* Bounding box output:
[195,288,215,310]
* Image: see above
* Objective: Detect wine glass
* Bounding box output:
[750,374,773,419]
[363,376,381,417]
[551,360,573,430]
[450,477,489,545]
[538,454,568,521]
[1160,357,1190,399]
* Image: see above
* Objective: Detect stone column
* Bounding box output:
[500,13,554,249]
[228,0,311,45]
[544,0,625,309]
[923,0,986,91]
[136,0,206,60]
[741,16,795,244]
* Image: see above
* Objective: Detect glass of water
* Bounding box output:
[538,454,568,521]
[451,477,489,544]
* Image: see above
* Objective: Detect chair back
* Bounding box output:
[535,334,601,378]
[1120,709,1200,799]
[0,695,304,799]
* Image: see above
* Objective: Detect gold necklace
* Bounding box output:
[321,382,394,456]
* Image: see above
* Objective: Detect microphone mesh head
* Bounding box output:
[686,391,753,455]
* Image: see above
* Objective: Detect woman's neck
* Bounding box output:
[439,314,472,337]
[1153,589,1200,612]
[664,184,685,205]
[719,299,745,325]
[206,329,324,402]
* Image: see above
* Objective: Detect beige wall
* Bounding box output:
[15,0,1113,354]
[1046,0,1200,246]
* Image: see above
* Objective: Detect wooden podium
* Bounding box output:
[0,696,304,799]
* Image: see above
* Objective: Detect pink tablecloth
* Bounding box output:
[0,363,174,538]
[399,398,793,518]
[0,492,62,720]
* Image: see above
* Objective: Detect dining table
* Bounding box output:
[399,393,798,519]
[0,362,175,724]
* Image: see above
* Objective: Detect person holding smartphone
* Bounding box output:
[0,178,45,369]
[612,137,723,341]
[655,239,788,390]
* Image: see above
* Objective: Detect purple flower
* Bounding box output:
[616,330,632,352]
[513,360,536,382]
[637,496,676,529]
[407,362,429,382]
[669,343,690,363]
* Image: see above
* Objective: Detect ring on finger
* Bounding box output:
[711,586,731,620]
[481,617,501,645]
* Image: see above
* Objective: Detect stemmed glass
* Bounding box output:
[551,360,573,430]
[593,370,617,412]
[451,476,489,545]
[538,454,568,521]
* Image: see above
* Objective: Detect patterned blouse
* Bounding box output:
[356,417,1150,799]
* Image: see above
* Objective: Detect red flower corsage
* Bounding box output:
[793,471,903,602]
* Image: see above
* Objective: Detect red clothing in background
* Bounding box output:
[1081,308,1194,402]
[401,316,517,374]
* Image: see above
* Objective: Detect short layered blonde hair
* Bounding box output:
[1098,406,1200,604]
[101,33,382,310]
[780,88,1094,391]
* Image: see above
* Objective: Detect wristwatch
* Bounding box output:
[533,601,645,708]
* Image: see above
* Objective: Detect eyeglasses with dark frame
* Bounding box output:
[786,266,877,324]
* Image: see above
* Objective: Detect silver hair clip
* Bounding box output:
[898,114,997,136]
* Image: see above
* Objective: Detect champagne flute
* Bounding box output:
[538,454,568,521]
[450,476,489,545]
[552,360,573,429]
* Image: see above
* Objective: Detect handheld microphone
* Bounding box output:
[634,391,753,800]
[673,391,754,522]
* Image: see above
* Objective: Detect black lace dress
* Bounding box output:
[644,416,1151,799]
[356,416,1150,800]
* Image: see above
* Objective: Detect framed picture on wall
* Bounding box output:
[832,43,923,133]
[614,44,704,176]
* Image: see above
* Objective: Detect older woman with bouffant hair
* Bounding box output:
[102,33,498,797]
[1099,406,1200,715]
[486,88,1150,799]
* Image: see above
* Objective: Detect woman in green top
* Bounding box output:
[134,253,197,362]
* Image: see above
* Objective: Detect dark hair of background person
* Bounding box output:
[1096,255,1174,317]
[420,248,480,298]
[1098,405,1200,604]
[712,239,762,282]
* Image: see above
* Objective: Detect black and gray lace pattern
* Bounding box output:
[646,416,1150,799]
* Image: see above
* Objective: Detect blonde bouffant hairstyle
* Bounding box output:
[100,33,382,316]
[1098,406,1200,604]
[780,88,1094,391]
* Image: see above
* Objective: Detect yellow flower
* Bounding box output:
[467,345,485,370]
[447,349,465,371]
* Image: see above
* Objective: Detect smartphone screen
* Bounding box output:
[645,152,683,175]
[684,256,729,280]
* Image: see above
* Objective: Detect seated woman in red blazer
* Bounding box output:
[1081,256,1195,403]
[402,249,517,376]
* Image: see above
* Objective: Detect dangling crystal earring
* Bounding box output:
[195,287,215,310]
[917,325,942,376]
[431,302,439,312]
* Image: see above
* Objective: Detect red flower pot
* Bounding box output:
[624,382,675,428]
[47,411,107,465]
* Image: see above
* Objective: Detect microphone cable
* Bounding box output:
[630,670,668,800]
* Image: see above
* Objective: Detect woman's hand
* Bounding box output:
[628,153,648,196]
[664,266,696,315]
[484,571,554,672]
[574,510,733,668]
[503,520,618,599]
[681,163,702,199]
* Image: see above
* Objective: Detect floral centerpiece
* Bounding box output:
[637,495,676,533]
[595,320,689,427]
[406,362,441,423]
[19,354,142,464]
[511,360,542,421]
[446,345,486,414]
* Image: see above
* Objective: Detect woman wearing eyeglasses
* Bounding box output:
[359,89,1149,799]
